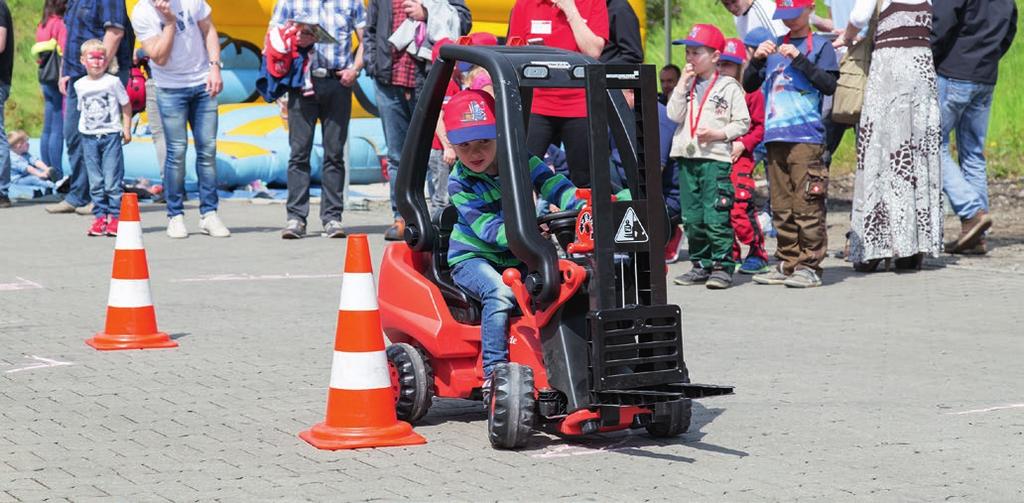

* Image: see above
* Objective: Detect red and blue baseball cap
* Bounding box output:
[774,0,815,19]
[720,38,747,64]
[672,24,726,53]
[443,89,496,145]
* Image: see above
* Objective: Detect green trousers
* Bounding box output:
[678,158,735,270]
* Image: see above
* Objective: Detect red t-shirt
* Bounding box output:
[508,0,609,118]
[433,79,462,150]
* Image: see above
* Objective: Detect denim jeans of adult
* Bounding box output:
[286,77,351,225]
[450,257,517,378]
[40,81,65,177]
[427,148,449,215]
[376,82,418,218]
[0,84,9,199]
[82,133,125,218]
[157,84,219,218]
[938,76,994,220]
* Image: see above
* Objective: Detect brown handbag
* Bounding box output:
[830,0,882,126]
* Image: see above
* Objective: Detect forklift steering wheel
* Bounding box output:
[537,208,581,230]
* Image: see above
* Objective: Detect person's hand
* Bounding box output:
[205,65,223,97]
[122,127,132,145]
[695,127,725,144]
[680,63,696,88]
[832,33,848,48]
[337,68,359,86]
[778,44,801,59]
[730,141,745,162]
[152,0,175,23]
[402,0,427,21]
[290,22,317,48]
[551,0,581,19]
[443,146,457,165]
[59,76,70,96]
[754,40,776,60]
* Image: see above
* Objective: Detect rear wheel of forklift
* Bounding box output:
[387,342,434,423]
[645,399,692,437]
[487,363,535,449]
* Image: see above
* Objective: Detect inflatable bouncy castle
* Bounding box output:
[28,0,645,194]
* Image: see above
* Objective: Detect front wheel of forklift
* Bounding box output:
[487,363,536,449]
[645,399,692,438]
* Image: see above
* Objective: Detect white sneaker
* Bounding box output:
[199,211,231,237]
[167,214,188,238]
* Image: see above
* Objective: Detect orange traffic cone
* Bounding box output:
[85,193,177,351]
[299,235,426,450]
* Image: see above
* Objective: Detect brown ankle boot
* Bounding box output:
[384,218,405,241]
[947,210,992,253]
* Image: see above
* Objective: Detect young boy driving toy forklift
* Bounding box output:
[443,89,584,402]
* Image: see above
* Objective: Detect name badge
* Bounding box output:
[531,20,552,35]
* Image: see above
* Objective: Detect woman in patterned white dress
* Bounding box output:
[835,0,943,271]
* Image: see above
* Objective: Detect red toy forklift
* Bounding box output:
[378,43,733,449]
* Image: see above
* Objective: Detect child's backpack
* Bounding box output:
[126,67,148,115]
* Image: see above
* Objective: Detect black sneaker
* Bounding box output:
[0,196,10,208]
[673,266,710,286]
[705,269,733,289]
[281,219,306,239]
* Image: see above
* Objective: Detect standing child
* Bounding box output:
[444,89,582,400]
[743,0,838,288]
[75,39,132,236]
[718,38,771,274]
[667,24,751,290]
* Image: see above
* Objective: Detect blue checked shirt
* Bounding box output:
[270,0,367,71]
[63,0,134,79]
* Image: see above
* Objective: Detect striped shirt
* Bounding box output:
[270,0,367,71]
[447,156,584,268]
[734,0,790,39]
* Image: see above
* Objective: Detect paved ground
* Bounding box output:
[2,194,1022,502]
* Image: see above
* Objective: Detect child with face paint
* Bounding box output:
[73,39,132,237]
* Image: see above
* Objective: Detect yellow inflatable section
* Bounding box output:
[127,0,646,119]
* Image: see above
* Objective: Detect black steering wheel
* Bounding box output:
[537,208,581,230]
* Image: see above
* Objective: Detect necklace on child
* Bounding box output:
[687,71,720,156]
[783,31,814,56]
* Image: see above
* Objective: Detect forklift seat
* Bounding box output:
[428,205,482,325]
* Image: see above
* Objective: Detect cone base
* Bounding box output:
[299,420,426,450]
[85,332,178,351]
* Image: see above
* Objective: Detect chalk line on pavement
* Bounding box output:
[4,355,74,374]
[946,403,1024,415]
[0,277,43,292]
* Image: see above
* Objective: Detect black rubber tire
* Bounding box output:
[386,343,434,423]
[487,363,536,449]
[645,399,692,438]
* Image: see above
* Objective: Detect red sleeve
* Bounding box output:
[508,2,527,39]
[739,90,765,154]
[584,0,610,42]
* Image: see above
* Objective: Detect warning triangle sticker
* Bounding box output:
[614,207,648,243]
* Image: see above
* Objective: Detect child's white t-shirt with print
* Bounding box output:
[75,74,130,135]
[132,0,212,88]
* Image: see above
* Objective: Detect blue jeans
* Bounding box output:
[375,82,418,218]
[156,84,219,217]
[450,257,518,378]
[82,133,125,218]
[938,76,994,220]
[40,81,65,177]
[0,84,9,198]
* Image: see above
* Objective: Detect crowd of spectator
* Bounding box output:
[0,0,1017,287]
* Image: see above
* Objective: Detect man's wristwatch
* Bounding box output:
[209,60,223,68]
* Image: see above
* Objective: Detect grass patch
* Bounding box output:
[642,0,1024,178]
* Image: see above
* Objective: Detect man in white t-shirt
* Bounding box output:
[131,0,230,239]
[720,0,790,39]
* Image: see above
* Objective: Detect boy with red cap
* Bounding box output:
[667,24,751,290]
[444,89,582,399]
[743,0,838,288]
[718,37,770,275]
